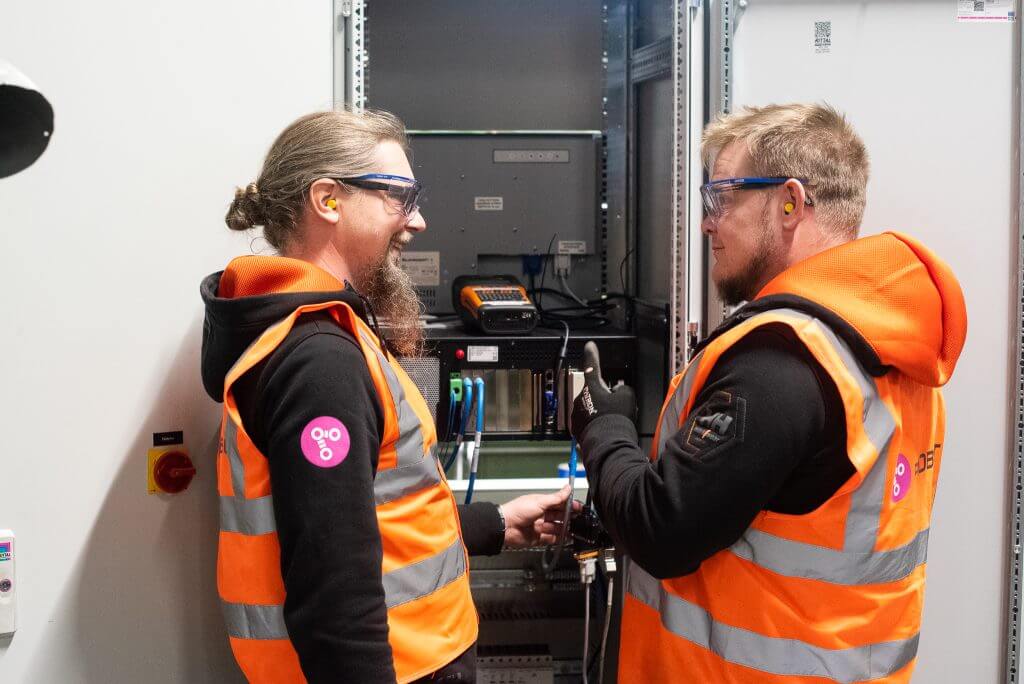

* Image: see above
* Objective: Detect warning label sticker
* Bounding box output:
[400,251,440,287]
[474,197,504,211]
[558,240,587,255]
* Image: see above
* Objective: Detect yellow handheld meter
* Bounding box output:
[453,275,539,334]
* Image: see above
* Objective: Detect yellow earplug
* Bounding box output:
[326,198,337,210]
[784,202,795,214]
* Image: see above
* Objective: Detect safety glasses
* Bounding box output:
[700,176,812,221]
[335,173,424,217]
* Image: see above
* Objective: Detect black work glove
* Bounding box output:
[570,341,638,442]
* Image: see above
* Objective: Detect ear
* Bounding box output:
[780,178,809,232]
[308,178,341,223]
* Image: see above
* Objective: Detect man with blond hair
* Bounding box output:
[570,103,967,682]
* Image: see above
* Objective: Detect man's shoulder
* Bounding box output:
[723,322,810,361]
[709,323,828,397]
[256,312,384,434]
[267,311,366,375]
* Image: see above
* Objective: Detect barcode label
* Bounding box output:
[467,346,499,363]
[814,20,832,53]
[957,0,1014,21]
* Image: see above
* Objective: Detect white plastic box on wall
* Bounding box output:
[0,530,14,635]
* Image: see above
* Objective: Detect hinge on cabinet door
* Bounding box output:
[686,321,701,361]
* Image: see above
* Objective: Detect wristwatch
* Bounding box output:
[496,504,507,536]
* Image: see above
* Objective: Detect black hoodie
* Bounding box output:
[200,268,503,683]
[578,233,967,581]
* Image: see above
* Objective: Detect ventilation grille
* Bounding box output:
[417,286,438,310]
[398,356,440,420]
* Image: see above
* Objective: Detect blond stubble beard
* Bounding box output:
[714,200,781,306]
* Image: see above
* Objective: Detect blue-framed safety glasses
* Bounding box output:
[334,173,424,217]
[700,176,812,220]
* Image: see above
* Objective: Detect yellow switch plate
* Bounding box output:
[147,446,189,494]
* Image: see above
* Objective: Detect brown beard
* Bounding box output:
[359,244,424,357]
[715,199,780,306]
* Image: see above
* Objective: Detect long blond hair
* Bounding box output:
[226,109,408,252]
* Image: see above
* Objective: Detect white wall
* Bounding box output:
[731,1,1014,680]
[0,2,332,681]
[1,1,1015,681]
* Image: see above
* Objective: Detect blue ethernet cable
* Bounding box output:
[444,379,472,473]
[439,389,457,469]
[447,377,474,478]
[542,437,579,575]
[465,377,485,504]
[460,377,474,437]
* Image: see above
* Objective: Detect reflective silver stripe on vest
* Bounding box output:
[374,445,444,506]
[814,309,898,553]
[217,322,458,642]
[220,494,276,535]
[731,527,929,585]
[382,537,467,609]
[361,333,427,467]
[221,418,277,536]
[221,600,289,640]
[751,310,898,556]
[658,309,916,586]
[656,351,704,457]
[627,564,918,683]
[223,418,246,498]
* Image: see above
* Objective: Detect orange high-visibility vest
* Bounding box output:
[619,306,937,683]
[618,230,970,684]
[216,297,476,683]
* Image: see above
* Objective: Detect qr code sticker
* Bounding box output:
[814,21,831,52]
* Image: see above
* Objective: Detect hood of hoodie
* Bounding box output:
[753,231,967,387]
[200,255,369,402]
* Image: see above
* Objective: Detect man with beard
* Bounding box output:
[201,109,574,684]
[570,103,967,682]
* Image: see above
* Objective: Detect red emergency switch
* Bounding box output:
[152,450,196,494]
[455,349,466,360]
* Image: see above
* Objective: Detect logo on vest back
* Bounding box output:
[300,416,350,468]
[892,444,941,503]
[892,454,912,502]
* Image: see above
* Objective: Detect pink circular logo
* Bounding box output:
[892,453,911,502]
[300,417,350,468]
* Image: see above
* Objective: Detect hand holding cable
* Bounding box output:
[499,484,581,548]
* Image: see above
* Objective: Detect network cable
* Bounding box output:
[598,575,615,684]
[542,438,578,575]
[464,377,485,504]
[559,273,588,307]
[442,385,465,473]
[581,548,617,684]
[439,389,458,469]
[584,573,592,684]
[452,377,474,479]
